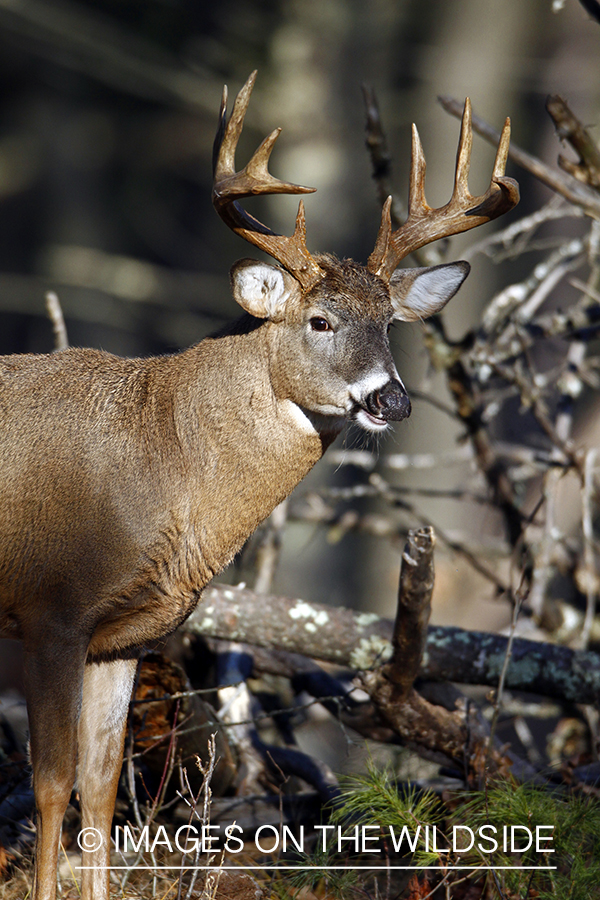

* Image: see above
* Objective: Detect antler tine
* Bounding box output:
[368,195,394,272]
[408,124,428,213]
[493,116,511,180]
[453,97,473,202]
[212,71,324,291]
[367,99,520,282]
[212,84,229,177]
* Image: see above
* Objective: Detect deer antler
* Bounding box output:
[367,99,520,282]
[212,71,324,291]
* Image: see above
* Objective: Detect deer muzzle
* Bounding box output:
[365,380,412,422]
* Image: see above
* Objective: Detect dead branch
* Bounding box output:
[360,529,512,774]
[361,672,495,773]
[186,584,600,706]
[362,84,445,266]
[214,643,266,795]
[262,745,340,804]
[253,499,288,595]
[357,528,489,772]
[442,348,524,550]
[386,527,436,701]
[361,84,399,220]
[230,641,400,744]
[546,94,600,189]
[438,95,600,217]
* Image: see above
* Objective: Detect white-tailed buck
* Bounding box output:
[0,72,518,899]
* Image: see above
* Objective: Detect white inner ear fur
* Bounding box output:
[231,259,297,320]
[389,261,470,322]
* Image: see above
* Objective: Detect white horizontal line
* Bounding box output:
[77,865,557,871]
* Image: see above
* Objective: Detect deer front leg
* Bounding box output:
[23,638,87,900]
[77,657,138,900]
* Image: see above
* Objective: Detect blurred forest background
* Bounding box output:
[3,2,600,896]
[0,0,598,627]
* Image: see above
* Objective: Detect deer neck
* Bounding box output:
[169,325,332,576]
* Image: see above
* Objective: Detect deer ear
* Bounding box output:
[389,261,470,322]
[230,259,299,320]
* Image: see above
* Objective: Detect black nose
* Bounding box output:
[366,380,411,421]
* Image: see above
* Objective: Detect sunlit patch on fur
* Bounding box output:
[280,399,319,435]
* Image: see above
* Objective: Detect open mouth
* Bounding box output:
[353,406,389,432]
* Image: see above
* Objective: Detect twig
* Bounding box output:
[363,472,509,590]
[440,351,524,550]
[514,240,585,323]
[327,443,559,475]
[361,85,400,221]
[486,579,527,769]
[526,327,584,625]
[527,464,564,626]
[477,237,585,340]
[320,481,492,506]
[488,358,578,470]
[580,448,598,649]
[546,94,600,188]
[253,499,288,595]
[189,735,220,900]
[463,196,583,262]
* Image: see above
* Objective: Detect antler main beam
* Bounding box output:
[368,99,520,282]
[212,71,324,291]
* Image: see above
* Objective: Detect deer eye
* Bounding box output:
[310,317,332,332]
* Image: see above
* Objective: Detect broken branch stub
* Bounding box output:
[385,526,436,702]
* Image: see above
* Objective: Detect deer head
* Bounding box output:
[212,71,519,433]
